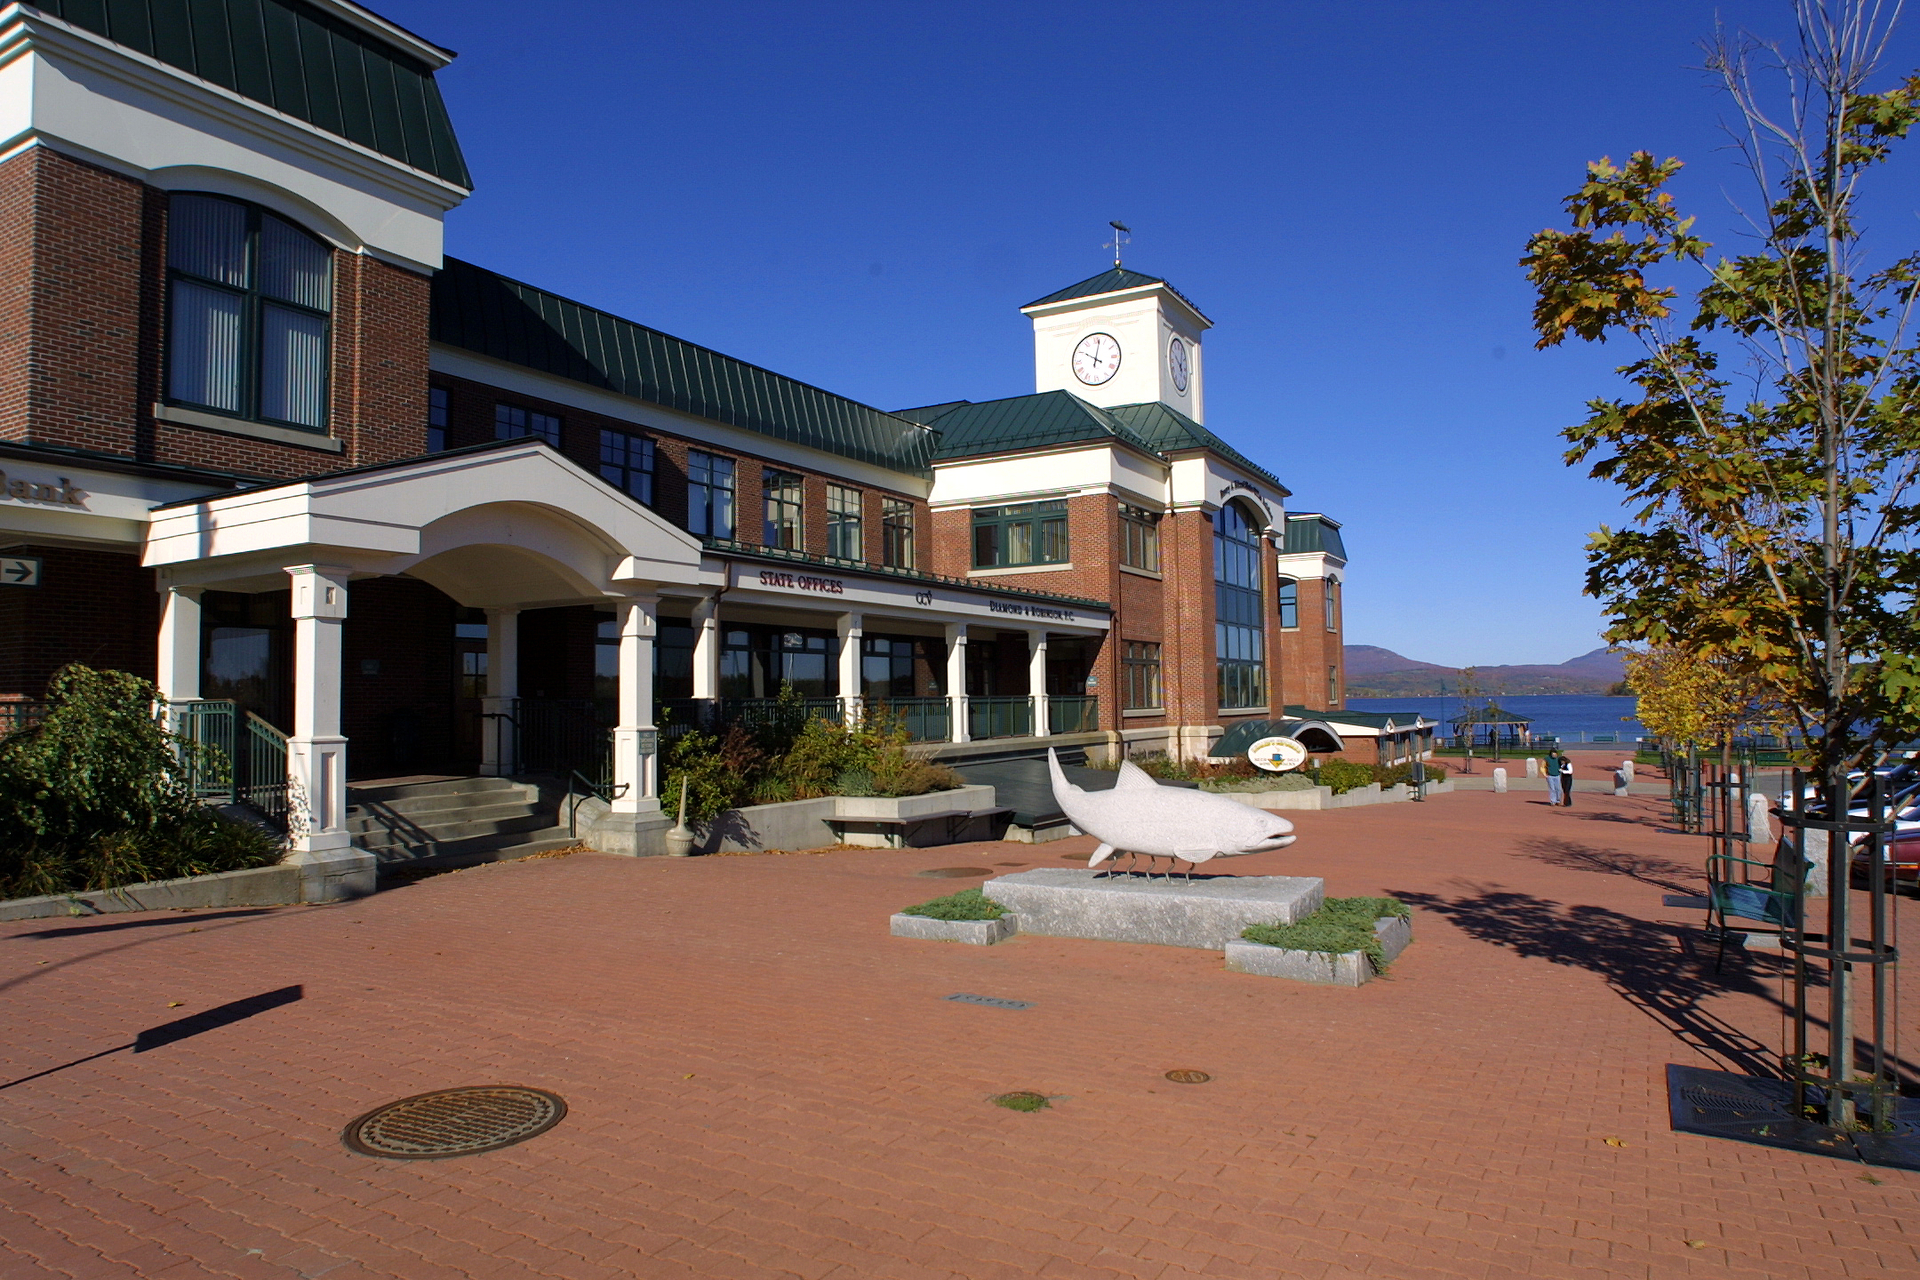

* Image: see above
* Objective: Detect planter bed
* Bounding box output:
[1224,913,1412,986]
[1217,779,1454,811]
[888,913,1016,945]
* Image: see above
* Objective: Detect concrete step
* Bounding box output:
[347,776,530,805]
[346,798,542,831]
[354,812,556,854]
[370,826,581,871]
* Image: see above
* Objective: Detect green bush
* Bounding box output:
[0,665,280,899]
[1306,758,1375,794]
[1241,896,1410,973]
[900,887,1005,920]
[1200,773,1318,793]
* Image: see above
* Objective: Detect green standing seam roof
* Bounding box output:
[894,402,971,426]
[1104,402,1285,493]
[1283,513,1347,559]
[29,0,470,188]
[431,258,937,479]
[926,391,1153,460]
[1023,267,1207,321]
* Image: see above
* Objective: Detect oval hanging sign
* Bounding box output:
[1247,736,1309,773]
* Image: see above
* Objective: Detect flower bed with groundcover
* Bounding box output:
[664,692,963,824]
[0,665,281,900]
[1240,896,1411,973]
[890,887,1013,945]
[899,888,1005,921]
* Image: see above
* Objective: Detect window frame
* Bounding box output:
[688,450,737,539]
[1119,503,1162,572]
[164,192,333,433]
[827,484,863,561]
[494,403,561,446]
[1214,501,1267,711]
[971,500,1069,569]
[427,386,449,453]
[1121,640,1164,711]
[1325,576,1341,631]
[599,429,656,504]
[763,469,804,549]
[1276,577,1299,629]
[882,498,917,570]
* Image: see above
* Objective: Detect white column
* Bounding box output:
[838,612,863,726]
[1028,629,1050,738]
[945,622,969,744]
[286,565,350,854]
[156,584,203,704]
[610,594,660,815]
[480,607,519,776]
[691,594,721,701]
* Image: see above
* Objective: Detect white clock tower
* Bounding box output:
[1021,267,1212,423]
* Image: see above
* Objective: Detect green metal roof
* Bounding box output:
[1105,402,1285,493]
[1024,268,1207,321]
[1283,513,1346,559]
[31,0,471,188]
[432,258,937,478]
[927,391,1151,460]
[894,402,971,425]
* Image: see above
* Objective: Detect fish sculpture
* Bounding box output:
[1048,749,1297,877]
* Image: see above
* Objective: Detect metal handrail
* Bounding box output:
[566,768,629,837]
[242,711,289,826]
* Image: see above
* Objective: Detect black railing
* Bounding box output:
[722,697,844,733]
[868,697,950,743]
[516,697,613,777]
[968,696,1032,740]
[1047,695,1098,734]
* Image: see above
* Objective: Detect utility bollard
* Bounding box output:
[1493,767,1508,794]
[1748,790,1773,845]
[1525,757,1540,779]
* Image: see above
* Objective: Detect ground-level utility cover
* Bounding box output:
[916,867,991,878]
[342,1086,567,1160]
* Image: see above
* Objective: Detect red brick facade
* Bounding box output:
[0,544,159,699]
[0,147,429,480]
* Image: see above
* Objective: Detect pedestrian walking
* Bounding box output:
[1544,751,1564,806]
[1559,753,1576,807]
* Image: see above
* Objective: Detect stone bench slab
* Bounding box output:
[982,868,1324,950]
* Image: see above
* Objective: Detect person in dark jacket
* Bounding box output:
[1559,753,1576,807]
[1544,751,1564,805]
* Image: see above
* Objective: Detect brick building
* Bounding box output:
[0,0,1351,860]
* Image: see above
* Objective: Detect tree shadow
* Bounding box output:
[1512,836,1706,895]
[1394,884,1780,1077]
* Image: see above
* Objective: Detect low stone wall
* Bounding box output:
[0,843,379,922]
[888,914,1015,945]
[1223,914,1414,986]
[1214,779,1455,811]
[687,785,1000,854]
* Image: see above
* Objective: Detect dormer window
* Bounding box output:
[166,194,331,432]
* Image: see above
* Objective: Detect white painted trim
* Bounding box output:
[298,0,457,69]
[1118,564,1162,581]
[968,562,1074,578]
[430,345,931,498]
[153,403,345,452]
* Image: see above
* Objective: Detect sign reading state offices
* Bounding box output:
[724,561,1105,629]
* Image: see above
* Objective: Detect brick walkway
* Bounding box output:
[2,788,1915,1279]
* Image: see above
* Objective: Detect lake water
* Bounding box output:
[1344,694,1646,743]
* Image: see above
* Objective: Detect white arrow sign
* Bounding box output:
[0,556,42,586]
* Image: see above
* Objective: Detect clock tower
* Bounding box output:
[1021,268,1212,423]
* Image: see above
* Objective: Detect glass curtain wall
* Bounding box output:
[1214,502,1267,710]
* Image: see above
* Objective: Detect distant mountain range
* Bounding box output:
[1344,646,1628,697]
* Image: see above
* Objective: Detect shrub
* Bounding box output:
[1306,758,1375,794]
[0,664,281,899]
[1199,772,1318,793]
[900,887,1005,920]
[1241,896,1410,973]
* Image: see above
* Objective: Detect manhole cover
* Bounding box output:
[342,1086,566,1160]
[1165,1069,1212,1084]
[916,867,991,878]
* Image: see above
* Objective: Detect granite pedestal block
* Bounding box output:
[889,913,1015,944]
[1224,914,1413,986]
[982,868,1323,950]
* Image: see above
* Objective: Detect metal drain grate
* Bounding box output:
[946,992,1033,1010]
[917,867,992,878]
[342,1086,566,1160]
[1681,1084,1791,1118]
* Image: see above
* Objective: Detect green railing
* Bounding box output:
[721,697,845,733]
[1048,695,1098,734]
[243,712,289,825]
[968,696,1032,740]
[170,699,239,801]
[869,697,950,743]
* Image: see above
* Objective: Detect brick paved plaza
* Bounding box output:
[4,782,1917,1280]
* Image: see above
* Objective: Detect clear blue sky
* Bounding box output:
[382,0,1920,667]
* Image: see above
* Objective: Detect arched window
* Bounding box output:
[1214,501,1266,710]
[166,193,332,431]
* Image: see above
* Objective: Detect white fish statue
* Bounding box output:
[1047,749,1297,873]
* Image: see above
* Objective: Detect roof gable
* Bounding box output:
[927,390,1151,459]
[1104,402,1284,493]
[432,259,936,479]
[1021,268,1208,321]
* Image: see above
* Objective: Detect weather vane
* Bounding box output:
[1105,220,1131,268]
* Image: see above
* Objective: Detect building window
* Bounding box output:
[1277,578,1298,629]
[600,430,655,503]
[827,485,863,561]
[166,192,331,430]
[427,386,449,452]
[1120,504,1161,572]
[495,403,561,446]
[764,470,803,548]
[1214,502,1266,710]
[689,451,735,539]
[1328,666,1340,707]
[1122,641,1163,710]
[972,501,1068,569]
[1326,576,1341,631]
[882,498,917,570]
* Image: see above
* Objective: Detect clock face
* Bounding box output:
[1168,336,1190,394]
[1071,332,1121,386]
